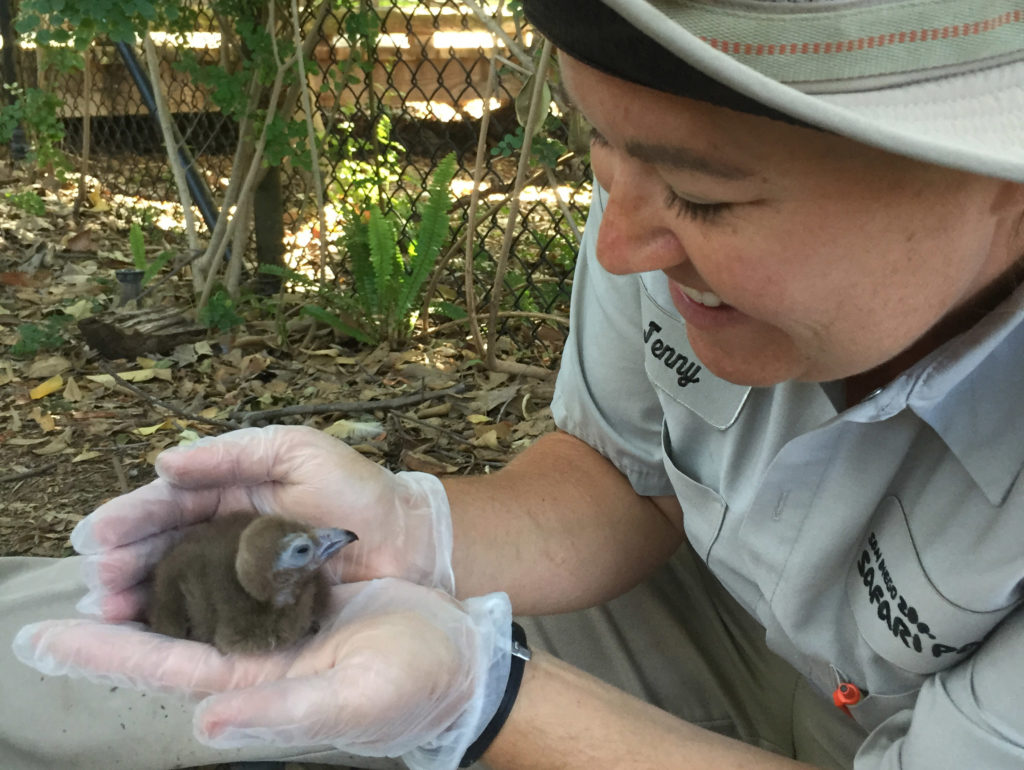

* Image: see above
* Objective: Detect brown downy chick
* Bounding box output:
[149,512,357,654]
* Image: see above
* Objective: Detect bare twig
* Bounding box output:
[486,38,554,369]
[393,412,476,447]
[143,33,200,253]
[490,358,554,379]
[197,6,296,309]
[289,0,330,287]
[460,47,497,357]
[459,0,531,66]
[428,309,568,336]
[236,383,468,425]
[225,193,251,297]
[97,361,242,430]
[73,41,93,219]
[0,461,59,484]
[544,165,582,244]
[110,454,130,494]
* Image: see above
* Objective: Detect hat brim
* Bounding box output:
[595,1,1024,182]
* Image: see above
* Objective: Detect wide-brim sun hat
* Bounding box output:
[523,0,1024,183]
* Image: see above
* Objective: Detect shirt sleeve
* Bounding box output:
[551,183,673,496]
[856,605,1024,768]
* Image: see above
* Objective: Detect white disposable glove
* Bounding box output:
[14,579,512,770]
[73,425,455,621]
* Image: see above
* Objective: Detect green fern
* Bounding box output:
[344,215,376,314]
[394,152,457,328]
[367,206,400,335]
[332,153,459,344]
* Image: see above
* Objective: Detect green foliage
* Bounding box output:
[10,315,73,358]
[266,153,458,346]
[0,84,69,173]
[325,112,406,212]
[491,122,567,168]
[352,152,458,344]
[129,222,146,271]
[3,190,47,216]
[198,287,245,332]
[127,222,173,284]
[17,0,164,47]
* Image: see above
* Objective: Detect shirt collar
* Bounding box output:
[845,283,1024,506]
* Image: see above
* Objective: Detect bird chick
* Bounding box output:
[149,512,357,654]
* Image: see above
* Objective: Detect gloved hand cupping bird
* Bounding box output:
[71,424,456,624]
[12,426,516,770]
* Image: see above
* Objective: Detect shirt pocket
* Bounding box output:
[845,495,1015,676]
[661,422,727,560]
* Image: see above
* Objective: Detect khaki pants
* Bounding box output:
[0,547,863,769]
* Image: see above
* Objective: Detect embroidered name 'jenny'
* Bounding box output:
[643,321,701,387]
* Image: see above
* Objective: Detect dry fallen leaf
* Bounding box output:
[324,419,385,441]
[28,406,57,432]
[85,368,171,386]
[62,376,82,402]
[33,433,70,455]
[134,420,173,436]
[26,355,71,379]
[29,375,64,400]
[64,229,98,253]
[402,450,458,476]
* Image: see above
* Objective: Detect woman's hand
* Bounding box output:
[15,579,511,770]
[73,426,455,621]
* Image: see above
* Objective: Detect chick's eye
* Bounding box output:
[295,544,310,556]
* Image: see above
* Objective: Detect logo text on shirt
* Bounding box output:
[857,531,982,661]
[643,321,701,387]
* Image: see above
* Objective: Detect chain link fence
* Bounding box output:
[15,0,591,346]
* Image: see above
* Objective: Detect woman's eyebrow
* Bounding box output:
[623,139,754,181]
[565,84,755,181]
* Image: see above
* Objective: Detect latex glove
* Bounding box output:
[15,579,512,770]
[74,426,455,622]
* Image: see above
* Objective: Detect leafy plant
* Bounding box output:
[347,152,458,344]
[263,152,458,346]
[198,287,245,332]
[10,315,74,358]
[0,84,70,173]
[3,190,47,216]
[127,221,173,284]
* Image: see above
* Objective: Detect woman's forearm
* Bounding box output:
[485,651,816,770]
[443,430,684,613]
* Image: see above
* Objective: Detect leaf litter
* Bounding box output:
[1,171,562,558]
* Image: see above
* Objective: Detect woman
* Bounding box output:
[8,1,1024,768]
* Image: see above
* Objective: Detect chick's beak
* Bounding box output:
[314,527,358,562]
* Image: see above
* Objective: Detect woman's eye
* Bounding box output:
[663,189,732,222]
[590,127,733,223]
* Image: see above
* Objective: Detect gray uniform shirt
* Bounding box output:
[551,184,1024,768]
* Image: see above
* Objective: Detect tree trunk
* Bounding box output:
[252,164,285,294]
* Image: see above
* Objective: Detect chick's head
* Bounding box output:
[235,515,358,606]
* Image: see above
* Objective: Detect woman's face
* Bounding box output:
[561,53,1024,387]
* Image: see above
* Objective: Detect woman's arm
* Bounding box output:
[444,430,684,614]
[486,650,815,770]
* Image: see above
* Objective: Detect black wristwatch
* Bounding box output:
[458,622,531,767]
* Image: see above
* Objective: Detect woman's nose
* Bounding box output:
[594,161,687,275]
